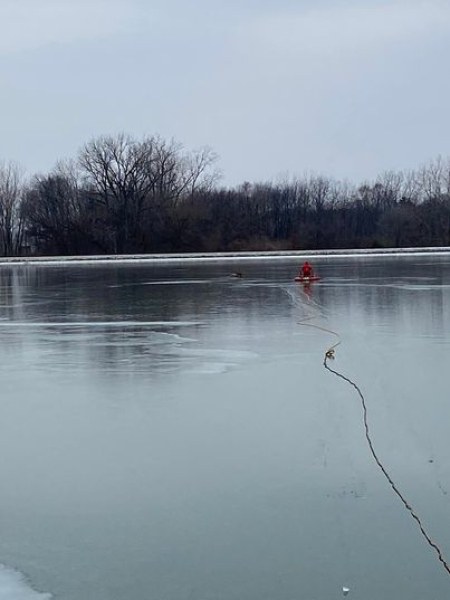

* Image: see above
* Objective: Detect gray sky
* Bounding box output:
[1,0,450,185]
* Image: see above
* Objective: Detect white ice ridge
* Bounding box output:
[0,564,51,599]
[0,246,449,265]
[0,321,203,328]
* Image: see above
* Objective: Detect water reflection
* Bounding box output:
[0,257,449,378]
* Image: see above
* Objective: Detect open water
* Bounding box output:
[0,253,449,599]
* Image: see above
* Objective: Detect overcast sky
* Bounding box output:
[1,0,450,185]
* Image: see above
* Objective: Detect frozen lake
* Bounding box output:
[0,254,449,599]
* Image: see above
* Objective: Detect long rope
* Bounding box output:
[293,281,450,576]
[323,348,450,576]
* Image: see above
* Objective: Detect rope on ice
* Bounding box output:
[323,345,450,577]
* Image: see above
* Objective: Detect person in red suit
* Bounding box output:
[300,261,314,278]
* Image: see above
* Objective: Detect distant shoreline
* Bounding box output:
[0,247,449,266]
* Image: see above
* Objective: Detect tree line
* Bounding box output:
[1,133,450,256]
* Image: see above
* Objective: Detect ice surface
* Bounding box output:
[0,565,51,599]
[0,253,448,600]
[0,321,203,328]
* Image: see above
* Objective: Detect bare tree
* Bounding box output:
[22,159,102,255]
[0,161,25,255]
[79,133,219,253]
[79,134,154,252]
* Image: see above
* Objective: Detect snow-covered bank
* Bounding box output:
[0,246,450,266]
[0,565,51,599]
